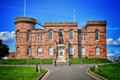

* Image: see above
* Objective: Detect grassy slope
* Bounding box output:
[71,58,110,64]
[0,66,47,80]
[91,64,120,80]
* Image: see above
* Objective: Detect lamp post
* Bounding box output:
[67,40,71,66]
[54,40,58,66]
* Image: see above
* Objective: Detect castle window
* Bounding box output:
[32,33,36,41]
[28,31,31,43]
[59,30,64,37]
[69,47,74,55]
[48,48,54,56]
[81,48,85,56]
[68,30,73,39]
[95,29,100,40]
[59,30,64,44]
[96,47,100,56]
[82,32,85,40]
[39,32,42,40]
[37,48,43,56]
[28,47,32,56]
[37,32,42,41]
[48,30,53,40]
[17,47,20,55]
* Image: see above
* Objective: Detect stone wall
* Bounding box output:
[15,17,107,59]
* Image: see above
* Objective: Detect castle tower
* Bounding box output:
[15,17,37,58]
[80,21,107,58]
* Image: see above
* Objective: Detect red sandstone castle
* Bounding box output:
[15,17,107,62]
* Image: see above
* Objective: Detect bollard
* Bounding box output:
[36,64,39,72]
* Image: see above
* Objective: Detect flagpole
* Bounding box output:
[73,9,76,22]
[24,0,26,16]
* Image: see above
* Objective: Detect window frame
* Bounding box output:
[95,29,100,41]
[48,47,54,56]
[96,47,100,56]
[68,30,74,40]
[48,30,53,40]
[37,48,43,56]
[81,48,85,56]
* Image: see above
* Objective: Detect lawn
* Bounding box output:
[0,66,47,80]
[71,58,111,64]
[0,58,52,64]
[91,64,120,80]
[0,58,110,64]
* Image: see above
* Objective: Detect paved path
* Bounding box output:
[42,64,95,80]
[0,64,95,80]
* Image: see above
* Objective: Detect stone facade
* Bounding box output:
[15,17,107,61]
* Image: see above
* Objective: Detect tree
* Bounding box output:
[0,40,9,59]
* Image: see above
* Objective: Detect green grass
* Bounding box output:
[0,58,110,65]
[0,66,47,80]
[0,59,53,64]
[91,64,120,80]
[71,58,111,64]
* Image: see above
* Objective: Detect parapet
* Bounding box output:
[15,17,37,25]
[86,21,106,26]
[44,22,77,27]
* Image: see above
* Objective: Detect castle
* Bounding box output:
[15,17,107,62]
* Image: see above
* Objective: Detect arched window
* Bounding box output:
[59,29,64,37]
[95,29,99,40]
[82,32,85,40]
[81,48,85,56]
[37,32,42,41]
[48,30,53,40]
[69,47,74,55]
[48,47,54,56]
[28,47,32,56]
[96,47,100,56]
[28,31,31,43]
[59,29,64,44]
[37,48,43,56]
[17,47,20,55]
[39,32,42,40]
[68,30,73,39]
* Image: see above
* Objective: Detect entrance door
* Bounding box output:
[58,48,64,62]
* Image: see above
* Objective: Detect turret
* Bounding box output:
[15,17,37,58]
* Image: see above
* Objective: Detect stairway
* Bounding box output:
[53,58,71,66]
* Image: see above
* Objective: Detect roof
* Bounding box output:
[44,22,77,27]
[15,17,37,24]
[86,21,106,26]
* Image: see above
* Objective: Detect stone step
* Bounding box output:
[53,62,67,66]
[56,59,66,63]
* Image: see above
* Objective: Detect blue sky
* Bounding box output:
[0,0,120,52]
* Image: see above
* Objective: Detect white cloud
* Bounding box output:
[117,38,120,41]
[107,38,120,45]
[116,37,120,45]
[0,31,16,41]
[107,38,113,45]
[10,31,16,40]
